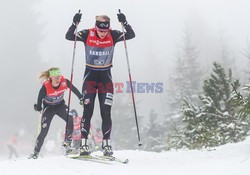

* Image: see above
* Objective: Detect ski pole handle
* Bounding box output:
[118,9,122,27]
[75,9,81,26]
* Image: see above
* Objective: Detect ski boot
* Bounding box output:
[102,139,113,157]
[62,141,73,155]
[28,152,39,159]
[79,138,91,156]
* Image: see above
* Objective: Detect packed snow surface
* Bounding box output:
[1,137,250,175]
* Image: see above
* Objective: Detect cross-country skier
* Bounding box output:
[65,11,135,156]
[6,134,19,159]
[29,67,83,159]
[69,109,82,150]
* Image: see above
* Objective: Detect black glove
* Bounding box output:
[117,13,127,25]
[73,13,82,24]
[34,104,42,112]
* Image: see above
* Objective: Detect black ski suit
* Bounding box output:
[65,23,135,140]
[34,79,82,153]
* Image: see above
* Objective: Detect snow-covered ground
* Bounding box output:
[1,137,250,175]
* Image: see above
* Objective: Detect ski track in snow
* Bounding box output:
[1,138,250,175]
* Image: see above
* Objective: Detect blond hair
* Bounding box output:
[95,15,110,22]
[38,67,60,82]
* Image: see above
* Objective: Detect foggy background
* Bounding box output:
[1,0,250,157]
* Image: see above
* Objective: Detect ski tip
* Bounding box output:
[66,154,80,159]
[124,159,129,164]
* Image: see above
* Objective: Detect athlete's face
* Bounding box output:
[50,76,62,87]
[96,29,108,39]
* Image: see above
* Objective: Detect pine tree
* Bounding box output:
[203,63,235,114]
[172,62,250,149]
[166,26,202,117]
[231,38,250,120]
[231,84,250,120]
[165,26,203,147]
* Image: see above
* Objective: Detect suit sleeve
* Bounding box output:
[37,85,46,108]
[65,24,88,43]
[111,24,135,44]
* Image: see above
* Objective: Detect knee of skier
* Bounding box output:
[39,124,50,137]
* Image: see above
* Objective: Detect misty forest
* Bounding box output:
[1,0,250,158]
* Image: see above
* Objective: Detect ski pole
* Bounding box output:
[64,10,81,143]
[118,9,142,147]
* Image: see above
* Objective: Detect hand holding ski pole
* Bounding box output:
[73,10,82,25]
[79,97,84,106]
[34,104,42,112]
[117,9,127,26]
[118,9,142,147]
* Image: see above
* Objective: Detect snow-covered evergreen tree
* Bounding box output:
[165,26,203,147]
[172,62,250,149]
[231,84,250,120]
[166,26,202,117]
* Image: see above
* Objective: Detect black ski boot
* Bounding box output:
[102,139,113,157]
[28,152,39,159]
[79,138,91,156]
[62,141,73,155]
